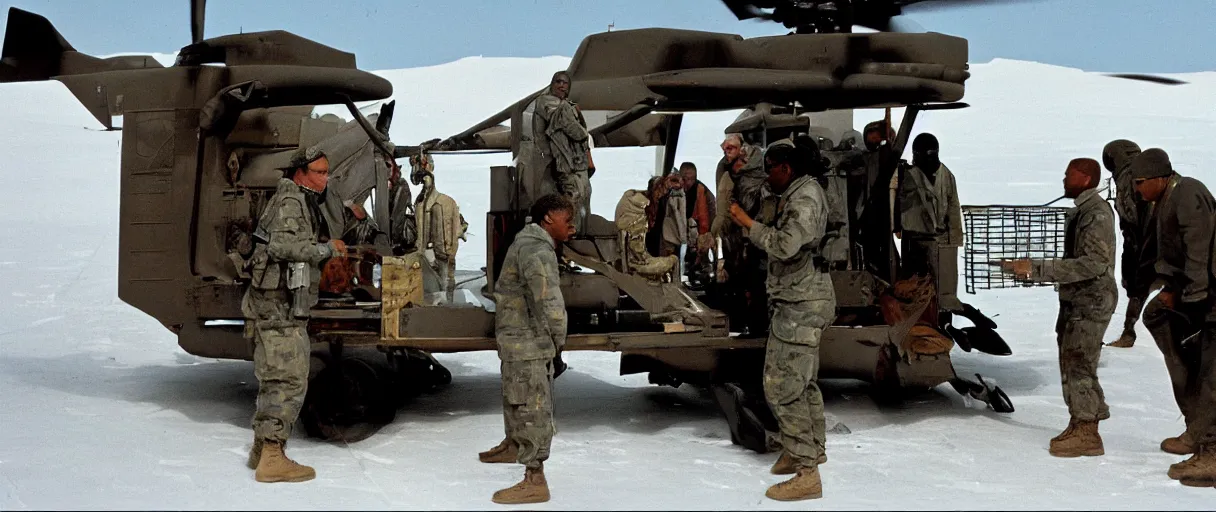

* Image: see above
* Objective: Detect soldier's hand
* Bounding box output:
[347,202,368,220]
[1000,259,1032,279]
[1158,290,1176,309]
[729,203,753,229]
[330,239,348,255]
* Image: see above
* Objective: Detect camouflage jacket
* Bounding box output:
[1030,188,1117,308]
[245,179,339,309]
[1153,176,1216,304]
[416,187,466,262]
[711,144,768,238]
[1104,140,1156,289]
[747,175,836,305]
[896,163,964,246]
[535,93,591,177]
[493,223,568,361]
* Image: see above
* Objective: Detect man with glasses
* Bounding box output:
[242,146,347,483]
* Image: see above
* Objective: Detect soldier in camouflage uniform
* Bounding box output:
[1003,158,1116,458]
[1131,148,1216,486]
[242,146,346,483]
[730,138,836,501]
[1101,140,1151,348]
[478,194,575,504]
[708,134,772,336]
[521,71,595,233]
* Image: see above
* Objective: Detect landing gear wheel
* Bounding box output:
[302,353,399,442]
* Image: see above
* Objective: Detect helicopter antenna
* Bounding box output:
[608,21,615,32]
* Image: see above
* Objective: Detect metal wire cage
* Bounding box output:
[961,205,1070,293]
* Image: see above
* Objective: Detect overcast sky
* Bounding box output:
[2,0,1211,73]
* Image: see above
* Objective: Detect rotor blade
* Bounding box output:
[720,0,775,21]
[899,0,1044,13]
[886,15,926,33]
[1105,73,1188,86]
[190,0,206,43]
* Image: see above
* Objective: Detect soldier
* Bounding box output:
[522,71,595,233]
[478,194,575,504]
[707,133,771,336]
[242,146,346,483]
[1131,148,1216,486]
[894,133,964,312]
[1102,140,1151,348]
[729,138,836,501]
[410,153,467,303]
[387,156,418,255]
[1002,158,1116,457]
[680,162,716,286]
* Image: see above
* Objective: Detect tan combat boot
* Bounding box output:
[1049,420,1104,457]
[491,464,550,504]
[1169,446,1216,486]
[770,451,827,475]
[478,438,518,464]
[246,437,264,470]
[1105,334,1135,348]
[1161,429,1195,455]
[1050,419,1077,444]
[765,466,823,501]
[254,440,316,483]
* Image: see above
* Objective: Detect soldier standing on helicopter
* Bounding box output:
[242,146,346,483]
[522,71,595,232]
[730,138,835,501]
[707,133,771,336]
[894,133,964,312]
[411,152,467,303]
[1101,139,1152,348]
[478,194,575,504]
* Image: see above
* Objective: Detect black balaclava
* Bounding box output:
[911,133,941,180]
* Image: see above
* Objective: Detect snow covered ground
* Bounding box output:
[1,55,1215,509]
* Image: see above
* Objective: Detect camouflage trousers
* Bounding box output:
[1055,303,1113,421]
[243,289,310,442]
[763,299,833,469]
[1120,293,1147,340]
[1143,297,1216,447]
[499,358,556,469]
[556,169,591,233]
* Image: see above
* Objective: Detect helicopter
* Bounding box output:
[0,0,1186,450]
[383,0,1050,452]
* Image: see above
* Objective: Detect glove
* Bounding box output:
[552,350,567,379]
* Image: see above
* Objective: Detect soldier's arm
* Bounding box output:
[710,173,734,237]
[549,103,589,142]
[1118,218,1137,288]
[1175,189,1214,302]
[1030,206,1114,284]
[523,248,568,351]
[946,174,964,247]
[747,193,824,261]
[266,197,337,266]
